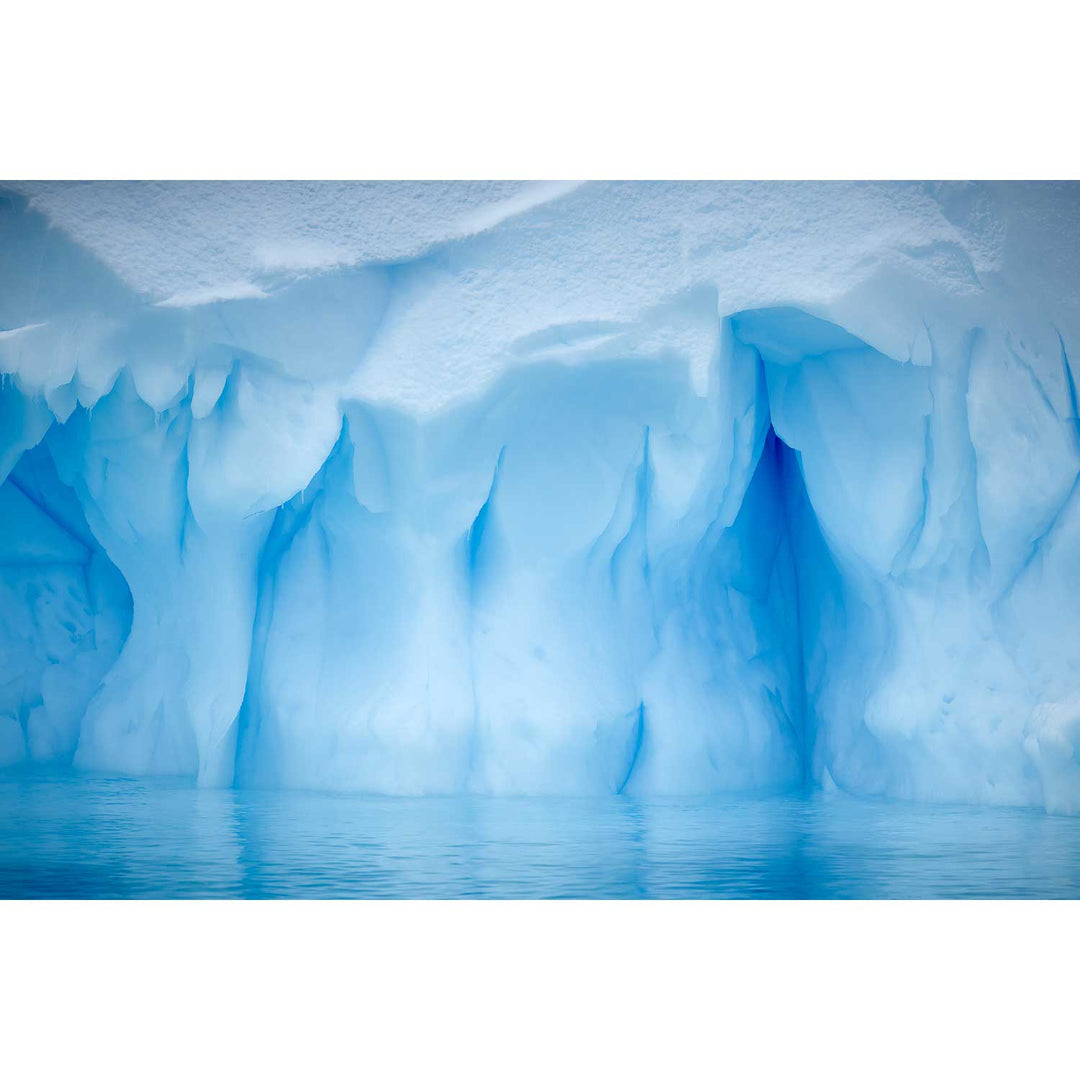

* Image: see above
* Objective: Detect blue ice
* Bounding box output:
[1,181,1079,813]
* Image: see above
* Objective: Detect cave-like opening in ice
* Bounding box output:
[0,407,133,767]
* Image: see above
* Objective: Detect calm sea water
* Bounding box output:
[1,772,1078,898]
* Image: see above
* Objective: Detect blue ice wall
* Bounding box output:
[2,182,1079,810]
[0,417,132,767]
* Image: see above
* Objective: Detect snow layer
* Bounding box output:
[1,181,1079,810]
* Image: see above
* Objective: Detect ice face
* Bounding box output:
[1,181,1079,810]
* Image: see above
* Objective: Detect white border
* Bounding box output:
[2,900,1075,1078]
[3,1,1078,179]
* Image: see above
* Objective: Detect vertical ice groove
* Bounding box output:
[772,434,811,778]
[615,703,646,795]
[466,446,506,593]
[1060,332,1080,448]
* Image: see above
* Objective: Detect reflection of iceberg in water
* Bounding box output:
[3,776,1080,898]
[2,182,1080,812]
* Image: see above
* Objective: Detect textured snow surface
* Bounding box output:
[1,181,1079,810]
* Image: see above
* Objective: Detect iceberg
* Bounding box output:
[1,181,1078,810]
